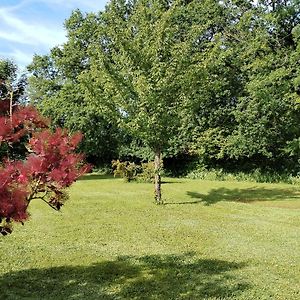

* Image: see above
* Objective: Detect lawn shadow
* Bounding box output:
[79,176,181,184]
[161,181,183,184]
[180,187,300,206]
[78,174,115,181]
[0,253,249,299]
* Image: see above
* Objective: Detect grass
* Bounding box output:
[0,175,299,299]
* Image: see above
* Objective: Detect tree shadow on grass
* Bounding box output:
[180,187,300,206]
[0,253,249,299]
[78,174,115,181]
[78,176,181,184]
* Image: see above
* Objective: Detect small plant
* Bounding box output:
[112,160,141,182]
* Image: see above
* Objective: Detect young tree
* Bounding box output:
[0,60,90,235]
[81,0,235,203]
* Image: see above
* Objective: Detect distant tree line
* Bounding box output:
[27,0,300,179]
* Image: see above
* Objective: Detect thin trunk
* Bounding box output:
[154,149,162,204]
[9,90,13,122]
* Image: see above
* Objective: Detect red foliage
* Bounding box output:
[0,105,49,144]
[0,103,90,235]
[0,161,29,222]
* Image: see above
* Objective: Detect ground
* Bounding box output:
[0,175,299,299]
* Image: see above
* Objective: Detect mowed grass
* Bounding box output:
[0,175,300,300]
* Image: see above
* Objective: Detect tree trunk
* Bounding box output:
[9,91,13,123]
[154,149,162,204]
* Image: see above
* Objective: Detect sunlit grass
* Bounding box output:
[0,175,299,299]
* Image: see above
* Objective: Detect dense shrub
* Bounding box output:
[112,160,141,182]
[0,106,90,235]
[112,160,156,183]
[186,167,300,184]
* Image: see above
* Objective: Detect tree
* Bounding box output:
[186,0,300,172]
[222,0,300,167]
[27,11,121,166]
[0,60,90,235]
[27,0,300,187]
[80,0,238,203]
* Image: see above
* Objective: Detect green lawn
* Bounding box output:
[0,175,299,299]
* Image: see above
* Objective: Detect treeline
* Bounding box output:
[27,0,300,176]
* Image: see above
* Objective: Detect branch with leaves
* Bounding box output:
[0,60,90,235]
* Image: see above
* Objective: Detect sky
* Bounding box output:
[0,0,108,72]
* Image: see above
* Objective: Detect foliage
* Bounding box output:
[27,19,121,165]
[118,138,154,162]
[138,162,155,183]
[0,60,90,235]
[112,160,141,182]
[198,1,300,163]
[112,160,155,183]
[186,166,300,185]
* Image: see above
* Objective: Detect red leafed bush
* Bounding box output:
[0,104,90,235]
[0,104,49,144]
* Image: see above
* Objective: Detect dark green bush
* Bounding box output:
[112,160,158,183]
[112,160,141,182]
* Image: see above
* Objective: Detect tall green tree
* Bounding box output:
[223,0,300,167]
[80,0,239,203]
[187,0,300,172]
[28,0,249,201]
[28,11,120,165]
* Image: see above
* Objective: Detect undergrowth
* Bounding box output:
[186,167,300,184]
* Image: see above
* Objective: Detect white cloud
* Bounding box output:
[6,0,107,13]
[13,49,33,69]
[37,0,107,12]
[0,0,107,67]
[0,8,66,47]
[0,0,107,48]
[0,30,32,45]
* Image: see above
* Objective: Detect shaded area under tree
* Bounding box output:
[0,253,249,299]
[177,187,300,206]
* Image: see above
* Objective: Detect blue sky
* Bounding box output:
[0,0,108,72]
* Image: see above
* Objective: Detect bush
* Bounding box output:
[137,162,155,183]
[186,166,300,184]
[112,160,141,182]
[112,160,157,183]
